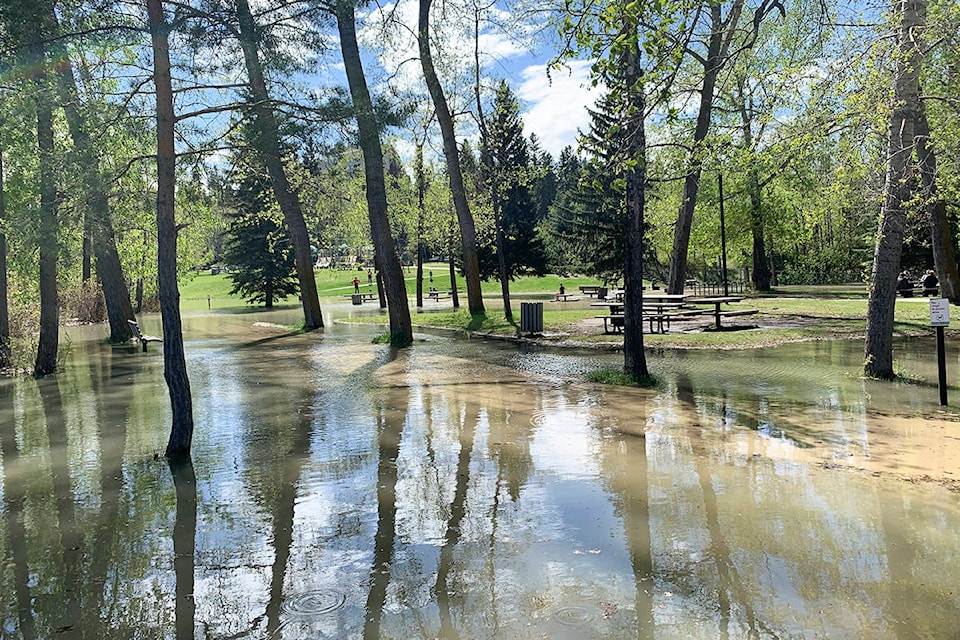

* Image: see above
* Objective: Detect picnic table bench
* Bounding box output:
[344,291,377,303]
[686,296,759,330]
[128,319,162,353]
[579,285,602,297]
[595,314,625,334]
[427,290,451,301]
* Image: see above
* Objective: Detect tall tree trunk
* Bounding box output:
[747,168,770,290]
[47,8,135,342]
[864,0,924,380]
[736,76,771,291]
[335,0,412,347]
[666,4,725,294]
[235,0,323,330]
[622,21,649,381]
[0,133,10,369]
[415,143,425,309]
[492,198,513,321]
[916,100,959,302]
[32,36,59,377]
[471,11,513,322]
[447,214,460,309]
[418,0,485,314]
[148,0,195,457]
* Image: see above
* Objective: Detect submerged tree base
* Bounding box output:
[587,367,659,388]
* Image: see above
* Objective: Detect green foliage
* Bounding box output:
[223,206,298,307]
[221,123,298,307]
[477,81,549,280]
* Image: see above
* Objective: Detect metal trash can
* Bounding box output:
[598,286,608,300]
[351,294,363,305]
[520,302,543,334]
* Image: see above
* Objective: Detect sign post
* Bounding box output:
[930,298,950,406]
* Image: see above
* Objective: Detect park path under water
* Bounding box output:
[1,304,959,639]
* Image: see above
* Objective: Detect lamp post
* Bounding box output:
[718,172,729,296]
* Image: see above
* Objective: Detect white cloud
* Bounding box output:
[516,60,599,158]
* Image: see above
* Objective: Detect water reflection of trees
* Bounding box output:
[170,458,197,640]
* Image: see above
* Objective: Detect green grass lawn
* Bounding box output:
[178,269,954,348]
[179,264,607,311]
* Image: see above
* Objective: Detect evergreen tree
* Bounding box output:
[223,170,297,308]
[478,81,549,280]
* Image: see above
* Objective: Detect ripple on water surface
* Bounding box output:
[280,589,347,618]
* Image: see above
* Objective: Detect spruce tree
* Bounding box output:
[223,171,297,308]
[478,81,549,280]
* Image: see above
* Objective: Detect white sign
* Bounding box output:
[930,298,950,327]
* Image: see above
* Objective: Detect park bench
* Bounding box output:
[898,286,939,297]
[428,290,451,301]
[128,319,162,353]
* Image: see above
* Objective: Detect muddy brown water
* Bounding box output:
[1,305,959,638]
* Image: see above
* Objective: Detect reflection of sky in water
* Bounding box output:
[1,311,959,638]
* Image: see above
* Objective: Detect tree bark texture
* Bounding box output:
[737,81,771,291]
[235,0,323,330]
[622,18,649,380]
[666,4,725,294]
[336,0,413,346]
[418,0,485,315]
[916,101,959,302]
[747,168,770,290]
[47,8,135,342]
[492,194,513,322]
[415,143,425,308]
[148,0,195,456]
[32,37,59,377]
[0,134,10,368]
[864,0,924,379]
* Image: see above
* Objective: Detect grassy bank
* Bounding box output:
[177,269,953,348]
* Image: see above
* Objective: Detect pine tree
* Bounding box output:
[223,172,297,308]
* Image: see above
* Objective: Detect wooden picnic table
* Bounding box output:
[555,293,580,302]
[428,290,452,301]
[685,296,757,329]
[591,300,702,333]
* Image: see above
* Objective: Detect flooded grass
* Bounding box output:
[2,306,960,638]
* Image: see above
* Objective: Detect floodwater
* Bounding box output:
[2,305,960,639]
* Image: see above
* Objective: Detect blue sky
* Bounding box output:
[353,0,601,160]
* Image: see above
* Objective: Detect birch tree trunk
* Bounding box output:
[864,0,925,379]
